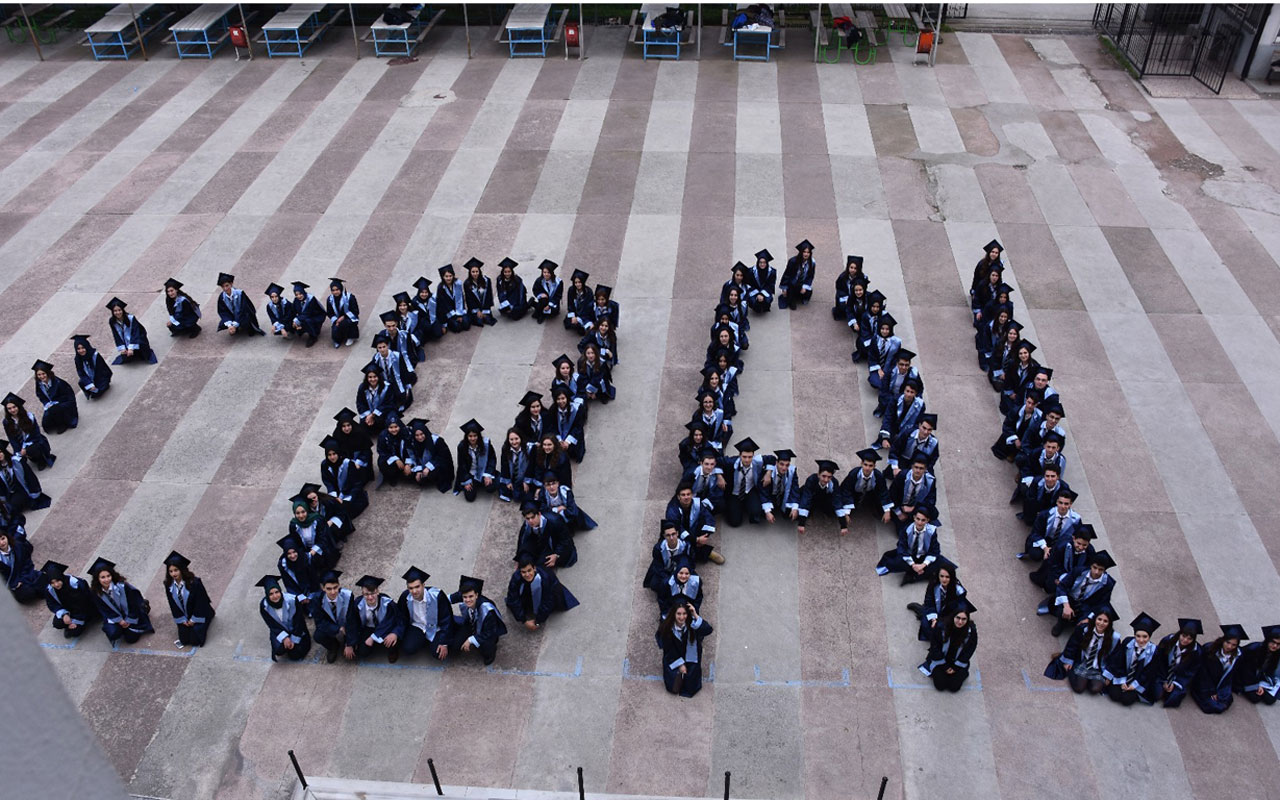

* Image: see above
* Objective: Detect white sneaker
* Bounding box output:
[345,338,356,347]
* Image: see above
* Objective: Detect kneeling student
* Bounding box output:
[505,557,579,631]
[310,569,358,664]
[399,566,455,660]
[354,575,403,662]
[452,574,507,665]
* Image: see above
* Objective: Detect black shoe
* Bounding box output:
[906,602,923,616]
[326,647,339,664]
[305,336,317,348]
[1051,619,1068,636]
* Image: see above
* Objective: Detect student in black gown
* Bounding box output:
[678,422,715,473]
[463,257,498,327]
[215,272,265,337]
[310,569,357,663]
[532,433,573,490]
[1240,624,1280,705]
[551,386,588,463]
[656,600,713,697]
[970,239,1003,300]
[907,563,967,642]
[0,526,43,603]
[332,408,375,484]
[437,264,469,333]
[325,278,360,348]
[163,278,202,339]
[1104,612,1160,706]
[407,418,455,493]
[453,418,498,501]
[832,255,866,320]
[496,257,529,321]
[31,360,78,434]
[779,239,816,310]
[1044,606,1119,694]
[564,269,593,334]
[589,284,620,332]
[796,460,852,537]
[3,394,53,470]
[451,574,507,665]
[655,560,703,618]
[515,391,550,448]
[529,259,563,324]
[578,343,615,404]
[353,575,403,662]
[398,566,456,661]
[499,427,536,504]
[320,435,369,520]
[505,556,579,631]
[1192,624,1249,714]
[41,560,97,638]
[106,297,156,364]
[257,574,311,662]
[356,363,400,434]
[263,283,292,338]
[919,599,978,692]
[277,534,321,597]
[71,334,112,400]
[162,550,215,648]
[1144,618,1203,708]
[89,557,155,645]
[748,249,777,313]
[0,445,51,511]
[410,276,442,343]
[289,281,327,347]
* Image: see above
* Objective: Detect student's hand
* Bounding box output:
[1164,682,1175,693]
[695,534,710,547]
[796,524,806,536]
[1257,687,1266,697]
[524,620,538,631]
[1011,438,1021,449]
[61,614,72,626]
[876,369,884,380]
[228,326,237,335]
[461,639,473,652]
[545,554,560,568]
[384,633,398,647]
[119,620,130,629]
[789,509,798,521]
[1062,603,1074,619]
[558,441,569,451]
[125,349,135,357]
[435,644,449,659]
[930,619,937,628]
[891,466,902,478]
[945,667,955,675]
[678,665,687,675]
[183,620,194,627]
[912,563,926,575]
[283,637,294,650]
[1042,545,1052,558]
[344,646,356,660]
[365,636,375,648]
[765,511,775,523]
[840,526,849,537]
[881,511,891,524]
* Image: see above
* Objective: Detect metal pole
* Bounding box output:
[723,771,731,800]
[579,2,585,60]
[813,2,820,63]
[463,3,472,59]
[696,4,701,60]
[129,3,149,61]
[877,776,889,800]
[18,4,44,61]
[577,766,585,800]
[349,3,359,59]
[287,750,308,791]
[238,3,253,59]
[427,758,443,796]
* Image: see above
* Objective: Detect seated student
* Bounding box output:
[397,566,455,660]
[436,264,469,333]
[163,551,215,648]
[832,255,866,320]
[0,445,51,511]
[722,289,749,351]
[970,265,1005,326]
[1012,365,1058,414]
[1020,489,1082,561]
[402,418,452,492]
[495,257,529,321]
[797,460,853,537]
[320,436,369,520]
[684,452,726,514]
[392,292,424,363]
[451,574,508,665]
[1192,624,1249,714]
[779,239,816,310]
[908,563,967,642]
[700,366,737,421]
[532,433,573,490]
[1045,606,1119,694]
[1018,464,1071,523]
[163,278,202,339]
[551,353,583,400]
[1030,522,1096,591]
[865,314,902,395]
[875,378,924,450]
[550,386,588,463]
[517,501,576,569]
[41,560,97,638]
[379,310,420,366]
[289,281,327,348]
[876,506,953,584]
[410,276,442,343]
[1144,618,1204,708]
[370,333,416,411]
[461,258,497,327]
[588,284,620,332]
[721,262,753,309]
[1018,401,1066,464]
[998,340,1041,415]
[759,448,801,525]
[263,283,293,338]
[748,249,777,313]
[889,457,938,523]
[970,239,1004,300]
[992,387,1043,462]
[875,348,921,417]
[656,600,714,697]
[678,422,715,473]
[331,408,374,485]
[537,472,596,533]
[691,390,731,453]
[1041,550,1117,636]
[505,556,579,631]
[656,560,703,619]
[1015,430,1065,486]
[987,319,1023,387]
[352,575,402,662]
[515,391,551,446]
[665,481,724,565]
[499,427,536,504]
[578,343,615,404]
[376,415,412,488]
[1103,612,1160,706]
[105,297,156,364]
[644,521,693,591]
[975,306,1011,370]
[721,438,764,528]
[453,419,497,501]
[71,334,113,400]
[529,259,564,324]
[257,574,311,662]
[887,413,938,478]
[563,269,593,333]
[704,324,742,373]
[356,364,401,434]
[579,316,618,366]
[1241,624,1280,705]
[310,569,357,663]
[712,301,748,353]
[0,527,43,602]
[918,600,978,693]
[854,291,887,364]
[31,360,77,435]
[3,394,53,470]
[277,535,322,597]
[294,481,353,544]
[843,279,870,343]
[215,272,265,337]
[89,557,155,645]
[843,448,893,524]
[976,281,1014,333]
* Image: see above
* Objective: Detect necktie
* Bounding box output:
[906,481,917,505]
[1053,515,1063,539]
[735,465,745,495]
[327,599,337,621]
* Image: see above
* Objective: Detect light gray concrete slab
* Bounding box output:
[643,100,695,153]
[821,103,876,157]
[1027,37,1079,65]
[831,156,889,219]
[1230,98,1280,159]
[653,59,698,102]
[1234,207,1280,268]
[631,151,689,215]
[932,164,993,223]
[956,32,1029,106]
[0,61,101,141]
[909,104,965,154]
[547,98,611,152]
[1025,163,1096,226]
[1113,163,1198,231]
[894,60,947,108]
[709,685,804,799]
[1050,67,1108,112]
[1076,113,1149,167]
[816,63,863,106]
[735,154,784,218]
[1149,97,1244,173]
[1001,120,1059,161]
[329,667,446,782]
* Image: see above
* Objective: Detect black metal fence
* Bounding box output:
[1093,3,1244,93]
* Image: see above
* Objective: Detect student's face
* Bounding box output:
[96,570,112,590]
[340,421,353,435]
[529,400,542,415]
[166,286,177,299]
[294,290,306,302]
[756,258,767,270]
[407,580,424,601]
[397,301,409,315]
[376,343,390,357]
[520,565,536,582]
[111,306,126,321]
[323,583,341,600]
[701,396,715,413]
[269,292,281,304]
[331,286,343,297]
[861,459,876,473]
[879,324,891,338]
[1222,638,1240,655]
[75,343,87,357]
[49,577,63,591]
[1088,564,1105,580]
[442,272,455,285]
[366,372,379,387]
[558,362,572,379]
[896,360,910,373]
[1043,471,1058,485]
[508,431,522,449]
[1023,397,1037,413]
[728,288,740,304]
[913,511,929,526]
[386,422,401,436]
[555,395,569,410]
[545,479,559,494]
[468,267,481,281]
[1033,374,1049,389]
[461,590,478,608]
[572,277,584,290]
[673,606,688,625]
[523,512,540,528]
[663,530,680,546]
[1046,412,1062,426]
[1267,639,1280,653]
[718,331,731,347]
[326,450,340,464]
[918,422,933,437]
[676,567,691,582]
[938,570,951,587]
[677,489,693,506]
[1043,441,1060,457]
[0,534,8,550]
[541,438,555,453]
[800,247,812,260]
[1018,347,1031,362]
[4,402,16,417]
[383,320,398,334]
[953,612,968,628]
[466,431,479,446]
[221,281,234,295]
[738,452,754,468]
[853,284,865,298]
[414,430,426,443]
[706,373,719,389]
[285,549,299,562]
[701,457,717,473]
[418,288,430,301]
[363,587,379,604]
[1133,630,1150,647]
[988,247,1001,261]
[1179,632,1195,647]
[911,463,926,479]
[1094,614,1111,633]
[267,587,282,604]
[35,369,48,383]
[1072,537,1089,553]
[1055,496,1073,514]
[501,267,514,280]
[167,565,182,582]
[777,458,791,472]
[818,471,832,486]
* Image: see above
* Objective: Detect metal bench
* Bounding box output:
[166,3,249,59]
[495,3,566,58]
[630,4,695,61]
[260,4,344,58]
[366,4,445,58]
[83,4,173,60]
[3,4,74,46]
[720,5,786,62]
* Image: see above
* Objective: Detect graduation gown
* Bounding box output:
[166,577,215,646]
[563,284,593,332]
[678,434,717,473]
[759,462,801,517]
[537,484,597,532]
[278,552,322,597]
[779,256,815,308]
[411,292,442,342]
[1024,508,1083,560]
[516,514,576,568]
[643,538,693,591]
[1143,636,1202,707]
[876,365,922,413]
[866,334,902,386]
[397,586,455,655]
[887,429,939,473]
[588,299,620,332]
[531,449,573,490]
[1240,641,1280,703]
[1044,621,1118,681]
[683,464,725,513]
[287,515,339,569]
[499,442,536,502]
[265,296,292,335]
[553,400,588,463]
[310,587,359,651]
[109,313,156,364]
[888,472,938,518]
[579,358,615,403]
[916,577,967,642]
[165,295,201,336]
[0,531,43,602]
[657,573,703,617]
[877,521,946,577]
[260,594,311,660]
[437,282,470,332]
[291,294,326,340]
[216,288,265,335]
[1192,648,1245,713]
[453,437,498,494]
[515,409,550,447]
[1030,541,1094,591]
[578,330,618,366]
[464,276,496,325]
[93,581,154,643]
[657,616,713,696]
[505,566,579,625]
[353,593,404,655]
[325,291,360,344]
[920,622,977,691]
[370,350,416,405]
[320,457,369,519]
[0,457,51,511]
[1048,568,1115,620]
[748,264,776,311]
[408,432,455,492]
[74,347,113,399]
[356,382,402,432]
[690,407,730,450]
[530,276,563,320]
[878,394,925,445]
[664,497,716,562]
[449,594,508,664]
[45,575,97,636]
[34,377,78,433]
[1103,636,1156,704]
[4,413,53,470]
[797,475,853,524]
[1020,477,1072,523]
[497,276,529,320]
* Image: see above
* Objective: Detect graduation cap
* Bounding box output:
[163,551,191,569]
[463,257,484,271]
[1073,523,1097,541]
[458,574,484,595]
[570,268,590,283]
[856,448,882,464]
[412,276,433,291]
[958,598,977,614]
[460,418,484,435]
[164,278,184,290]
[815,459,839,474]
[542,471,562,484]
[329,277,346,289]
[264,283,285,297]
[1033,366,1054,381]
[1088,550,1116,569]
[538,259,559,273]
[895,348,917,363]
[371,332,391,348]
[361,362,384,376]
[41,560,69,580]
[919,413,938,429]
[217,272,235,286]
[996,283,1015,296]
[356,575,384,591]
[402,566,430,584]
[902,377,924,393]
[384,413,402,428]
[520,500,540,513]
[910,455,931,467]
[1130,612,1160,634]
[105,297,127,311]
[847,255,864,268]
[1043,401,1066,419]
[552,354,574,370]
[1261,624,1280,641]
[1220,624,1249,641]
[794,239,815,252]
[494,257,518,272]
[1092,605,1118,621]
[291,281,310,294]
[684,420,709,434]
[911,504,935,519]
[438,264,455,278]
[714,304,733,320]
[700,366,721,379]
[518,391,543,408]
[1058,489,1079,502]
[31,359,53,373]
[1043,431,1065,446]
[660,519,677,533]
[731,261,748,274]
[2,393,25,408]
[853,275,870,287]
[276,534,303,553]
[256,575,282,594]
[774,448,795,461]
[333,407,358,424]
[87,557,116,577]
[319,435,343,453]
[734,437,759,453]
[70,334,93,348]
[1178,618,1204,636]
[1017,339,1038,354]
[392,291,412,306]
[983,239,1003,253]
[866,290,886,305]
[378,310,399,324]
[878,314,898,330]
[594,284,613,299]
[295,482,323,499]
[409,418,431,432]
[319,569,343,585]
[754,249,773,263]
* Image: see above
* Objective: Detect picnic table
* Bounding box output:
[720,5,786,62]
[83,4,172,60]
[166,3,243,59]
[3,4,73,46]
[366,4,444,58]
[497,3,566,58]
[814,3,879,64]
[631,4,695,61]
[883,2,926,45]
[261,4,345,58]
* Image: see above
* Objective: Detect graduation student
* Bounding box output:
[163,550,215,648]
[451,574,508,665]
[163,278,202,339]
[215,273,265,337]
[907,563,966,642]
[41,560,97,638]
[532,433,573,490]
[1014,428,1065,484]
[796,460,853,536]
[684,451,725,514]
[320,435,370,520]
[656,599,713,697]
[515,391,550,452]
[1020,489,1082,562]
[655,560,703,618]
[579,316,617,366]
[563,269,593,334]
[105,297,156,364]
[496,257,529,321]
[1192,624,1249,714]
[71,334,112,400]
[721,263,752,309]
[699,368,735,423]
[578,343,615,404]
[392,293,424,363]
[991,387,1042,461]
[453,419,498,501]
[691,390,731,452]
[874,347,921,417]
[919,599,978,693]
[499,427,536,504]
[1240,624,1280,705]
[551,386,588,463]
[89,557,155,645]
[886,413,938,477]
[748,249,777,313]
[888,457,938,523]
[969,239,1004,299]
[1029,523,1096,592]
[399,566,456,660]
[0,444,51,511]
[356,363,401,433]
[462,257,497,327]
[866,314,902,394]
[3,394,54,470]
[505,556,579,631]
[370,333,416,410]
[411,276,443,343]
[537,471,597,533]
[678,422,715,473]
[1103,612,1160,706]
[1044,606,1119,694]
[332,408,374,484]
[310,569,358,663]
[263,283,293,338]
[589,284,620,331]
[517,501,576,569]
[665,481,723,564]
[277,534,322,597]
[293,481,353,544]
[875,506,951,585]
[31,360,78,434]
[779,239,816,310]
[529,259,563,324]
[352,575,402,661]
[0,526,43,602]
[644,521,693,592]
[325,278,360,347]
[760,449,801,524]
[854,290,887,364]
[832,255,866,320]
[289,281,327,347]
[1018,463,1071,523]
[407,418,455,493]
[1042,550,1117,636]
[1144,617,1203,708]
[551,353,582,400]
[722,437,764,528]
[875,378,925,451]
[257,574,311,662]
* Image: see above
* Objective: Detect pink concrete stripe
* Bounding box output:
[80,653,190,782]
[0,59,73,99]
[0,62,140,154]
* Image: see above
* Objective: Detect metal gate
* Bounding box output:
[1191,19,1242,93]
[1093,3,1245,94]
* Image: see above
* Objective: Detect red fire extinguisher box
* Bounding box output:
[565,22,579,47]
[229,25,248,49]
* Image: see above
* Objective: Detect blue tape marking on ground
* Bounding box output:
[1022,668,1070,692]
[621,657,663,681]
[753,664,852,688]
[39,637,79,650]
[487,655,582,679]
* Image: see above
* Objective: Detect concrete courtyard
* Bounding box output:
[5,15,1280,800]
